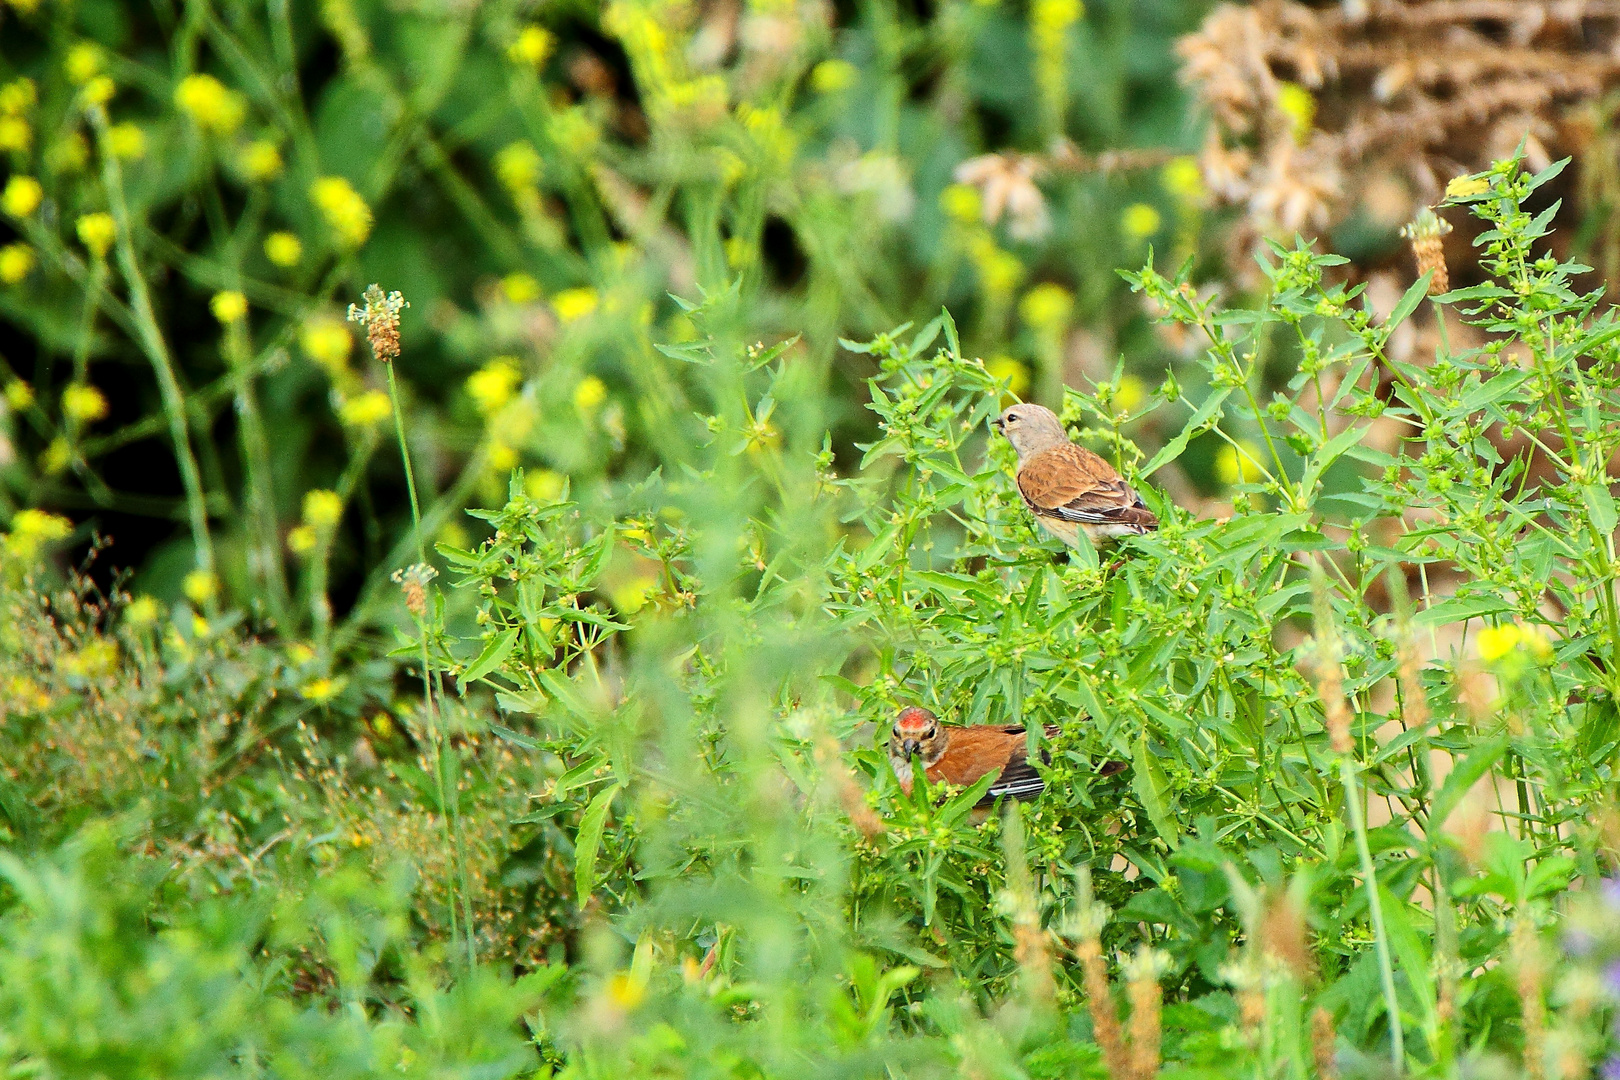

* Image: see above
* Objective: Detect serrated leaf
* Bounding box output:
[458,627,518,692]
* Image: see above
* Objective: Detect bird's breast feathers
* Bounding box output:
[1016,443,1157,534]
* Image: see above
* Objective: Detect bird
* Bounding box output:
[993,403,1158,547]
[887,706,1056,810]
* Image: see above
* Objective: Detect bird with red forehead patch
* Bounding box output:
[888,706,1057,810]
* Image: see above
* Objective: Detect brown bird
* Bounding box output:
[888,706,1056,809]
[993,403,1158,547]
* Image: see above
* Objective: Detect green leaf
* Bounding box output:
[1384,273,1432,331]
[1428,736,1507,835]
[575,783,621,907]
[1583,483,1617,538]
[1132,734,1180,848]
[457,627,519,692]
[1141,388,1232,477]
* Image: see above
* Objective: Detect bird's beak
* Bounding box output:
[900,738,919,757]
[991,417,1004,433]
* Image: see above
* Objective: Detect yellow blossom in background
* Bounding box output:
[0,116,30,152]
[1161,156,1206,204]
[0,243,35,285]
[0,78,37,116]
[238,140,283,181]
[526,469,565,501]
[339,389,392,427]
[107,122,146,159]
[1121,202,1162,239]
[64,43,102,85]
[610,574,659,614]
[300,317,353,374]
[40,438,71,475]
[553,286,598,323]
[501,273,541,304]
[1019,282,1073,331]
[508,25,556,67]
[969,236,1023,298]
[4,508,72,560]
[211,290,248,324]
[287,525,317,554]
[300,676,345,703]
[724,236,755,268]
[5,381,33,410]
[3,176,43,218]
[811,59,857,94]
[986,355,1030,398]
[548,107,600,159]
[1276,82,1314,144]
[61,384,109,423]
[573,375,607,413]
[467,357,522,414]
[487,442,518,471]
[1476,622,1554,664]
[494,141,542,193]
[1030,0,1082,131]
[437,519,469,550]
[46,133,89,174]
[76,212,117,258]
[303,488,343,529]
[80,76,115,107]
[1446,175,1491,200]
[310,176,372,247]
[264,232,302,267]
[1114,374,1147,414]
[124,595,160,627]
[175,74,246,134]
[64,639,118,679]
[1215,439,1265,486]
[182,569,218,606]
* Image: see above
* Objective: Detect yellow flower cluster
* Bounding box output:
[467,357,523,414]
[1276,82,1314,145]
[508,25,556,67]
[1161,156,1206,205]
[124,595,160,627]
[1019,282,1072,332]
[340,389,392,428]
[0,243,35,285]
[573,375,607,413]
[553,286,599,323]
[986,356,1031,398]
[61,383,108,423]
[290,488,345,554]
[1476,622,1554,664]
[211,290,248,324]
[107,122,146,160]
[64,43,103,85]
[3,176,42,218]
[4,508,72,560]
[238,140,283,182]
[1122,203,1162,240]
[495,141,542,193]
[967,233,1023,303]
[264,232,302,267]
[175,74,246,134]
[0,115,29,154]
[75,212,117,258]
[301,316,353,376]
[310,176,372,248]
[1216,440,1265,486]
[502,273,541,304]
[811,60,857,94]
[182,569,218,606]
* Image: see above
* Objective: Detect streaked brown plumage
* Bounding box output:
[994,403,1158,546]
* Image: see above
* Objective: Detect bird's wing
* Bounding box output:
[1017,443,1157,529]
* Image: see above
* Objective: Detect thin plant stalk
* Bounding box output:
[1342,755,1405,1073]
[88,104,214,575]
[223,318,289,623]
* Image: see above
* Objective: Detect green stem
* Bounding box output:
[1342,754,1404,1073]
[89,105,214,574]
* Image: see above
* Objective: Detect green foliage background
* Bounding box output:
[4,2,1620,1080]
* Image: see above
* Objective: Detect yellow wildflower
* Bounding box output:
[287,525,317,554]
[1215,440,1265,486]
[45,133,89,174]
[61,384,109,423]
[339,389,392,427]
[940,183,982,224]
[1445,175,1491,200]
[107,122,146,159]
[64,43,102,85]
[553,286,598,323]
[1019,282,1073,331]
[1161,156,1206,204]
[4,508,72,560]
[4,381,33,410]
[300,676,345,703]
[1477,623,1553,664]
[238,140,283,182]
[211,290,248,324]
[0,78,37,116]
[986,356,1030,398]
[174,74,246,134]
[40,437,70,475]
[811,59,857,94]
[64,640,118,679]
[501,273,541,304]
[0,243,35,285]
[488,441,518,471]
[610,574,659,614]
[76,212,117,258]
[1115,374,1147,415]
[573,375,607,412]
[526,469,565,501]
[494,141,542,193]
[1121,202,1162,239]
[300,316,353,375]
[508,25,555,67]
[1276,82,1314,143]
[3,176,43,218]
[124,595,160,627]
[0,116,30,152]
[467,357,522,414]
[264,232,302,267]
[182,569,219,606]
[302,488,343,529]
[310,176,372,247]
[80,76,115,107]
